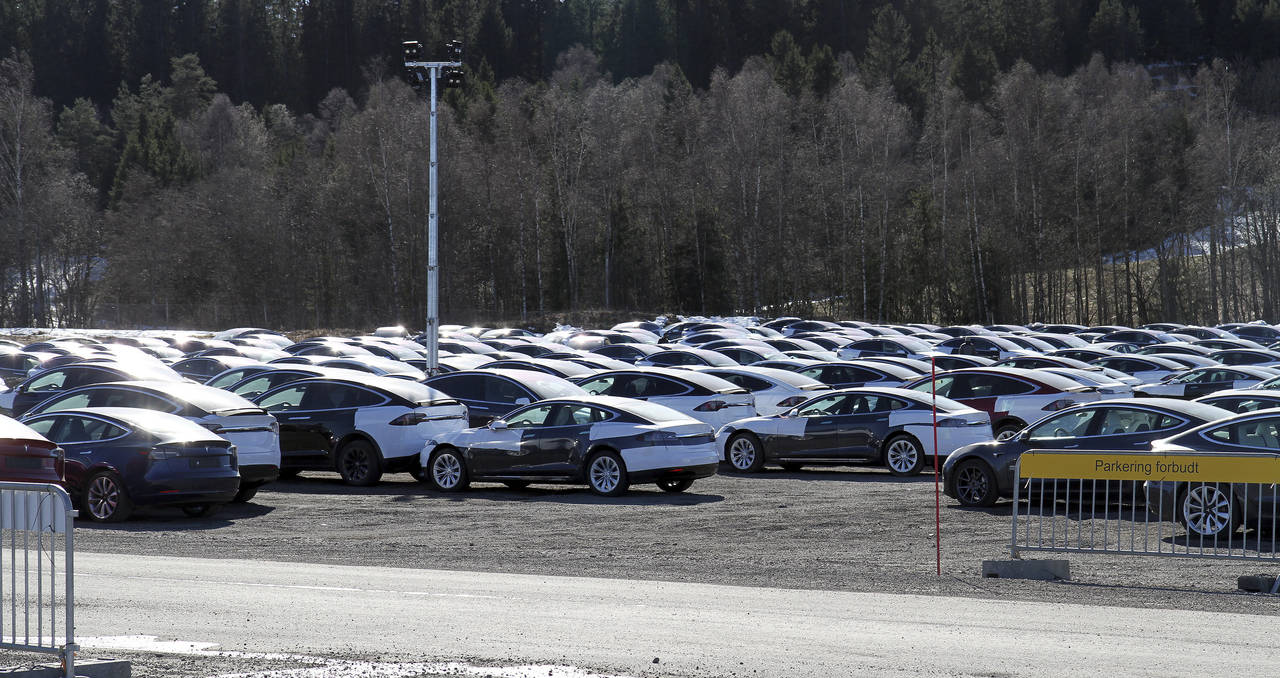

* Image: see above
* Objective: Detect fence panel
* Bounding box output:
[1011,450,1280,564]
[0,482,76,677]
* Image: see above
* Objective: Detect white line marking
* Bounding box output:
[77,636,639,678]
[77,573,505,600]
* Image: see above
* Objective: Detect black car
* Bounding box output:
[426,369,589,426]
[422,396,719,496]
[21,407,240,522]
[1145,409,1280,538]
[253,375,468,485]
[942,399,1232,507]
[171,356,263,383]
[5,360,187,416]
[793,361,919,390]
[0,351,56,387]
[590,343,665,364]
[483,358,600,380]
[1194,389,1280,414]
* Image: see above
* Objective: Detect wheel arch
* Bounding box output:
[335,432,384,464]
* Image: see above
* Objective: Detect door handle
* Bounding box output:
[1063,444,1079,448]
[285,416,311,421]
[817,419,834,425]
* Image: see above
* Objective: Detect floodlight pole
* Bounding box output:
[405,56,461,374]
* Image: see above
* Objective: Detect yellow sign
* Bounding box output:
[1019,451,1280,484]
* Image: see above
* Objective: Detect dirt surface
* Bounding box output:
[70,466,1280,618]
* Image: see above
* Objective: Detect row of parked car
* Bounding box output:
[0,318,1278,535]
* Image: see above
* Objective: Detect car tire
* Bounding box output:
[780,462,804,472]
[1180,483,1238,541]
[429,448,470,492]
[586,450,630,497]
[231,484,259,503]
[502,480,531,490]
[82,471,134,523]
[409,466,430,483]
[656,478,693,493]
[993,423,1023,441]
[336,440,383,486]
[181,504,219,518]
[883,434,926,477]
[953,460,998,508]
[726,432,765,473]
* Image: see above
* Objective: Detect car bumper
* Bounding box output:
[621,442,720,474]
[238,463,280,485]
[629,462,719,483]
[133,474,241,507]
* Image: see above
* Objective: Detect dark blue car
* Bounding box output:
[21,407,240,522]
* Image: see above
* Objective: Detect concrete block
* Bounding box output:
[982,559,1071,581]
[0,658,130,678]
[1237,574,1280,593]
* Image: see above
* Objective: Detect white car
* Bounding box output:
[1038,367,1135,397]
[695,366,832,416]
[1090,355,1186,384]
[574,367,755,429]
[905,367,1104,439]
[420,396,718,496]
[716,387,991,476]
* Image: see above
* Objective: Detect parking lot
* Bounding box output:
[74,467,1280,618]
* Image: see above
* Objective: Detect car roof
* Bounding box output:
[700,365,827,388]
[1082,397,1234,421]
[0,415,50,443]
[285,375,448,404]
[30,407,224,443]
[585,366,741,393]
[927,366,1085,390]
[62,380,261,413]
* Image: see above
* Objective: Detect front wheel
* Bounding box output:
[884,435,926,477]
[1180,483,1238,541]
[429,448,470,492]
[586,451,630,497]
[656,478,693,493]
[726,432,765,473]
[953,460,998,507]
[336,440,383,486]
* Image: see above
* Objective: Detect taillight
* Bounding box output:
[148,446,179,460]
[269,420,280,434]
[776,396,807,409]
[637,430,679,443]
[934,418,966,428]
[390,412,430,426]
[694,400,728,412]
[1041,399,1076,412]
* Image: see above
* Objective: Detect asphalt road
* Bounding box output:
[71,551,1280,678]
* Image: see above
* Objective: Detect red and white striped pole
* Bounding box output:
[932,355,941,576]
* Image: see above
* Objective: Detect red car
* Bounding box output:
[905,367,1104,439]
[0,415,63,484]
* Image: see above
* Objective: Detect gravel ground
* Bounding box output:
[71,466,1280,617]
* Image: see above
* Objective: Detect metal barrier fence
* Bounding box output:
[0,482,76,677]
[1011,450,1280,568]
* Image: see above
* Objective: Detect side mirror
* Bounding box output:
[1019,430,1031,442]
[784,408,799,418]
[489,420,508,430]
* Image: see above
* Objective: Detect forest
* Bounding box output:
[3,0,1280,330]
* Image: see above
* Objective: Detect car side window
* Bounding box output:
[1096,408,1174,435]
[302,384,384,409]
[1206,418,1280,449]
[426,375,485,401]
[505,404,555,428]
[797,396,850,417]
[23,418,55,437]
[484,377,533,404]
[712,374,771,392]
[47,416,126,444]
[31,393,93,414]
[911,375,955,398]
[96,389,176,411]
[638,377,688,397]
[1028,410,1097,441]
[577,375,618,396]
[257,385,307,411]
[25,370,68,392]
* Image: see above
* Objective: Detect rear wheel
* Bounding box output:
[82,471,133,523]
[1180,483,1238,541]
[884,435,926,477]
[953,460,998,508]
[429,448,469,492]
[726,432,765,473]
[586,451,629,497]
[336,440,383,486]
[656,478,693,493]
